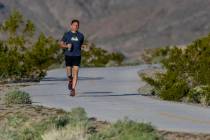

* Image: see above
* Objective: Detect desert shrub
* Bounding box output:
[69,107,88,122]
[47,107,87,129]
[42,122,87,140]
[187,85,210,106]
[0,107,89,140]
[7,113,29,128]
[110,52,125,65]
[81,42,125,67]
[52,114,70,129]
[140,34,210,105]
[141,46,171,64]
[158,78,189,101]
[19,127,42,140]
[0,10,62,82]
[89,119,162,140]
[4,90,32,105]
[42,107,88,140]
[141,72,189,101]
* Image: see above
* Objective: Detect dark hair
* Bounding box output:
[71,19,80,25]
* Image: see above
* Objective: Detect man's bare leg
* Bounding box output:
[72,66,79,89]
[66,66,72,80]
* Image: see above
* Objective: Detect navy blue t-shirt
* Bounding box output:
[61,30,84,56]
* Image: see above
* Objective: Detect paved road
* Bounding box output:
[22,64,210,134]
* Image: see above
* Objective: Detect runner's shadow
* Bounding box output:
[77,93,140,97]
[31,94,67,97]
[41,76,104,81]
[79,77,104,80]
[82,91,113,94]
[32,82,64,86]
[138,93,154,96]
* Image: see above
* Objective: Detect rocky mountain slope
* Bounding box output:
[1,0,210,59]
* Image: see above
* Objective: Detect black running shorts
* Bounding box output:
[65,55,81,67]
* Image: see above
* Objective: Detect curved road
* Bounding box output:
[22,64,210,134]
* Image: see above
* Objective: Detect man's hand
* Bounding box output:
[67,43,72,50]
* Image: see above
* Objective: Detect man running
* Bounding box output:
[59,19,84,96]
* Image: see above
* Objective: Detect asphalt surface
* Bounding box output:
[22,64,210,134]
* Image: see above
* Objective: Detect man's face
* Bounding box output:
[70,22,79,32]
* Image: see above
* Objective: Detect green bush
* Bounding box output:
[141,46,171,64]
[7,113,28,128]
[4,90,32,105]
[19,128,42,140]
[141,34,210,105]
[50,107,88,129]
[159,79,189,101]
[69,107,87,121]
[110,52,125,65]
[89,119,162,140]
[52,115,70,129]
[187,85,210,105]
[81,42,125,67]
[141,72,189,101]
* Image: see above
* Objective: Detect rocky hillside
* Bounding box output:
[1,0,210,59]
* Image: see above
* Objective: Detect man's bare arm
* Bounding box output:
[59,41,68,49]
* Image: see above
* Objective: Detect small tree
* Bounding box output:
[0,10,62,82]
